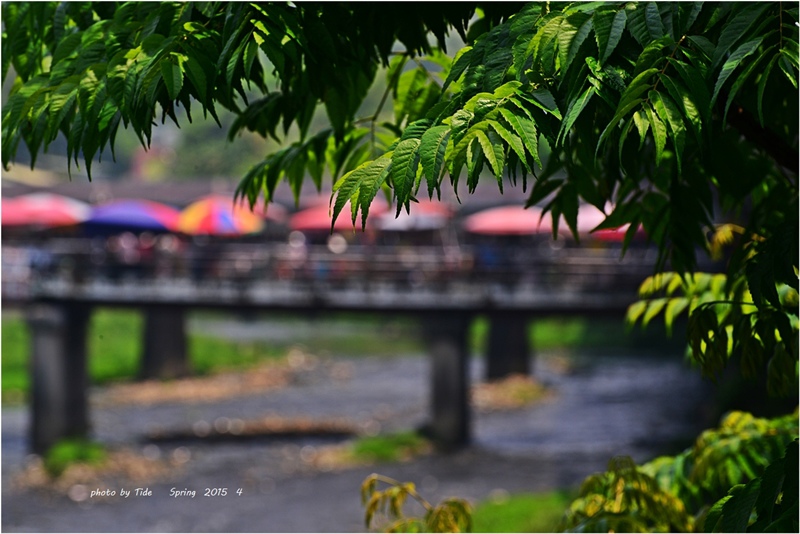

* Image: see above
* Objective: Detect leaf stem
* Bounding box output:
[652,35,686,94]
[367,52,408,147]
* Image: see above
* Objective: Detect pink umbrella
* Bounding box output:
[1,193,91,227]
[290,199,388,232]
[462,205,551,235]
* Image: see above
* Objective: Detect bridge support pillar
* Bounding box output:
[140,306,189,380]
[422,313,471,452]
[27,303,91,454]
[486,313,531,381]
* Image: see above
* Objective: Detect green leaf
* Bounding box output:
[529,87,562,119]
[645,104,667,166]
[778,53,798,89]
[660,74,703,144]
[650,90,686,171]
[594,7,627,66]
[560,13,592,76]
[475,129,505,186]
[644,2,666,40]
[711,37,765,112]
[391,138,421,213]
[442,45,473,93]
[465,135,484,192]
[487,119,530,173]
[160,58,183,101]
[331,156,392,230]
[182,51,208,106]
[756,55,778,121]
[498,107,540,168]
[723,45,772,123]
[669,59,712,125]
[721,480,762,533]
[632,109,650,149]
[710,3,771,71]
[557,85,595,145]
[627,300,648,328]
[449,109,474,148]
[419,125,450,198]
[625,3,652,47]
[642,298,669,327]
[664,297,689,336]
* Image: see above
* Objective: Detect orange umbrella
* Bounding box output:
[178,195,271,236]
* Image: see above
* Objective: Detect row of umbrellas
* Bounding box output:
[1,192,638,240]
[1,194,282,236]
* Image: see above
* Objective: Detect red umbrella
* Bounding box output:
[463,205,551,236]
[178,195,274,236]
[1,193,91,227]
[290,200,388,232]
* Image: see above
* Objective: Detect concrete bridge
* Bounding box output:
[4,238,660,454]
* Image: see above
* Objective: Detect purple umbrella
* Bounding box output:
[85,199,181,232]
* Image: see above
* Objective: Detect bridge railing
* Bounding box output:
[3,238,662,305]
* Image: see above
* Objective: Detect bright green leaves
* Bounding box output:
[419,126,451,199]
[391,138,422,216]
[332,156,392,231]
[327,80,548,226]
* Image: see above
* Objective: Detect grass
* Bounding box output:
[471,489,578,533]
[1,309,286,404]
[350,431,430,463]
[470,315,684,354]
[2,309,682,404]
[43,438,107,477]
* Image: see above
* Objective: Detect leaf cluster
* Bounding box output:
[0,2,514,179]
[324,2,798,274]
[560,456,693,532]
[627,270,798,398]
[361,473,472,533]
[560,410,799,532]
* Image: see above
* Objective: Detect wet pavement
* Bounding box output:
[2,349,714,532]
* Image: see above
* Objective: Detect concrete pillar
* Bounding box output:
[422,313,471,451]
[140,307,189,380]
[485,312,531,381]
[27,303,91,454]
